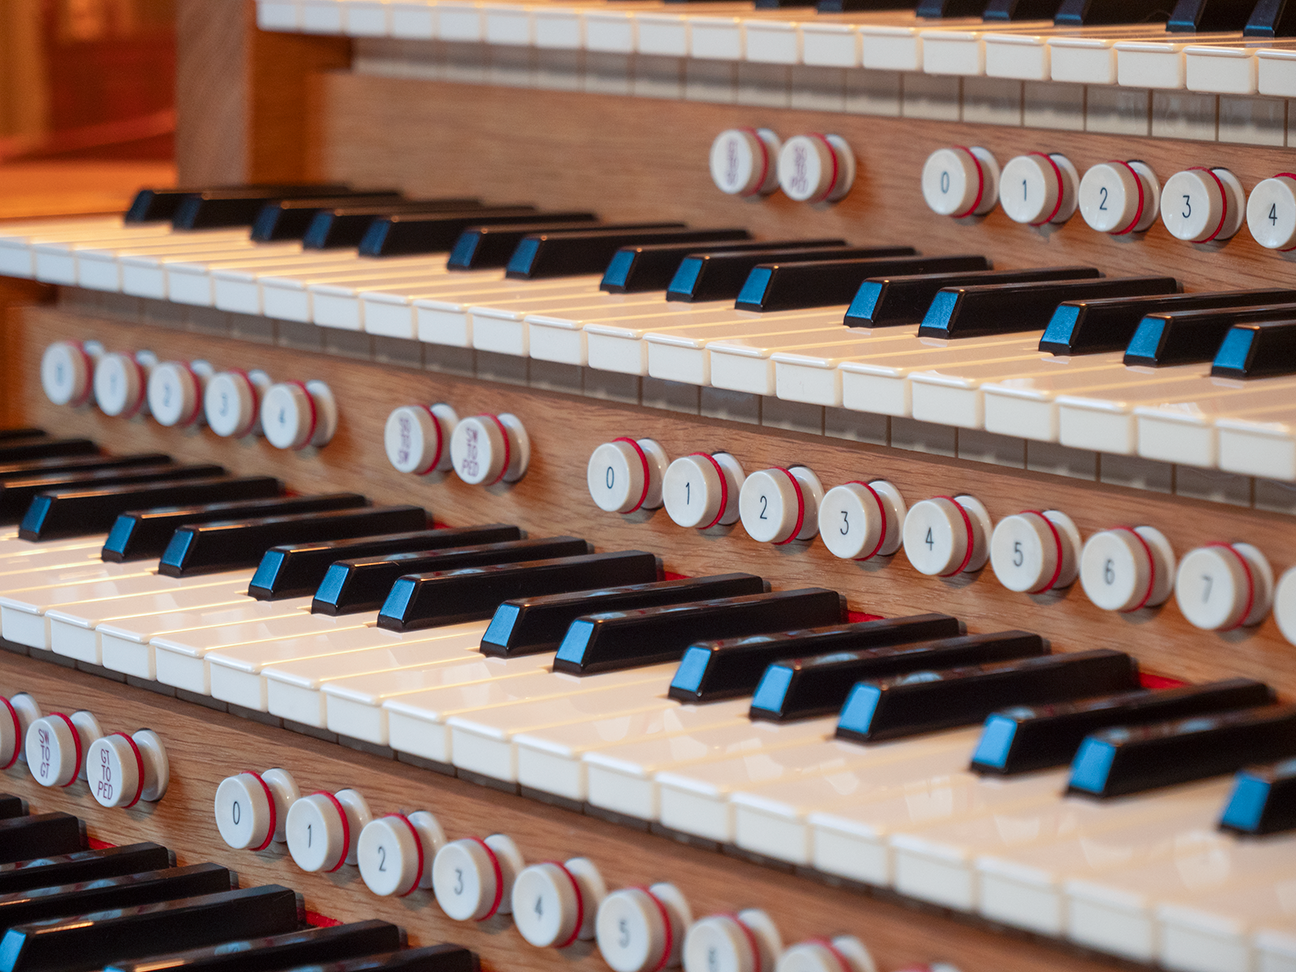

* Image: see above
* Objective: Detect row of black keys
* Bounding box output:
[0,803,470,972]
[122,183,1296,379]
[3,430,1296,831]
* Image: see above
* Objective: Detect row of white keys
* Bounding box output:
[32,223,184,284]
[1156,870,1296,972]
[170,248,373,307]
[74,231,265,294]
[0,217,137,277]
[122,240,310,300]
[216,253,448,315]
[310,263,488,331]
[258,256,457,322]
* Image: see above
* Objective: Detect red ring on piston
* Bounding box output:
[613,437,652,513]
[390,814,425,897]
[1022,511,1064,594]
[469,837,505,920]
[1111,160,1146,236]
[548,861,585,948]
[312,791,350,873]
[1114,526,1157,612]
[1189,166,1229,243]
[111,732,146,808]
[286,382,318,449]
[245,770,277,851]
[690,453,730,530]
[0,697,20,770]
[807,134,840,204]
[49,713,82,787]
[933,497,975,577]
[772,468,806,545]
[951,147,986,219]
[1029,152,1067,227]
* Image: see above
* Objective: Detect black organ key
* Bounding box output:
[749,630,1047,722]
[918,276,1180,338]
[836,649,1139,743]
[448,219,662,271]
[0,802,20,823]
[1054,0,1171,24]
[1219,758,1296,835]
[21,475,281,542]
[917,0,989,14]
[817,0,913,11]
[377,551,662,632]
[666,245,902,303]
[1040,288,1296,355]
[1068,704,1296,798]
[505,227,749,280]
[0,884,303,972]
[0,815,84,865]
[670,613,966,703]
[0,845,173,897]
[125,185,346,224]
[294,946,478,972]
[1167,0,1255,30]
[248,193,411,242]
[753,0,814,9]
[0,454,171,485]
[251,523,522,600]
[1123,303,1296,366]
[1246,0,1296,36]
[0,864,234,933]
[0,463,217,525]
[105,920,405,972]
[481,573,767,657]
[159,506,428,578]
[102,493,368,563]
[171,186,354,230]
[848,266,1099,328]
[1211,319,1296,378]
[982,0,1064,18]
[552,588,846,676]
[357,208,559,257]
[605,236,845,294]
[313,536,588,615]
[737,255,992,313]
[0,441,96,466]
[970,678,1275,775]
[0,432,45,444]
[305,202,531,251]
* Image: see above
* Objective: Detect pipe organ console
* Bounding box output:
[10,1,1296,970]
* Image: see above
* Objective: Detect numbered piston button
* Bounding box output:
[1247,174,1296,250]
[1079,160,1160,235]
[25,710,102,787]
[777,134,855,204]
[0,693,39,769]
[358,811,445,897]
[214,768,300,851]
[148,360,214,428]
[588,438,668,514]
[1160,167,1245,243]
[1079,526,1175,612]
[818,480,906,561]
[512,857,606,947]
[285,788,372,872]
[86,729,169,808]
[41,341,99,407]
[432,833,525,920]
[711,128,782,197]
[450,413,530,485]
[776,937,876,972]
[663,452,745,529]
[683,909,782,972]
[1174,542,1273,631]
[94,351,152,418]
[597,883,692,972]
[999,153,1078,226]
[922,146,1000,218]
[261,380,338,450]
[205,369,271,438]
[902,495,991,576]
[989,510,1081,594]
[739,466,823,544]
[386,404,459,475]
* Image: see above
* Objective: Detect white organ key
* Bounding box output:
[718,324,915,401]
[166,248,340,307]
[214,253,442,315]
[414,276,604,348]
[286,787,372,872]
[433,833,525,920]
[649,311,850,388]
[310,265,478,332]
[512,857,606,947]
[998,153,1079,226]
[1078,160,1161,235]
[87,729,170,808]
[123,241,303,300]
[258,257,448,322]
[0,217,138,277]
[357,810,444,896]
[31,225,190,283]
[1160,167,1246,243]
[921,146,1000,218]
[94,237,265,295]
[26,710,103,786]
[214,767,299,850]
[1156,873,1296,972]
[1079,526,1176,612]
[818,480,906,561]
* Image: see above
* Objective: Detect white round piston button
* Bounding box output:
[989,509,1081,594]
[86,729,169,808]
[663,452,745,529]
[999,153,1079,226]
[818,480,906,561]
[1247,174,1296,250]
[285,788,372,873]
[921,146,1000,218]
[1160,167,1245,243]
[777,134,856,204]
[738,466,824,544]
[710,128,782,197]
[261,380,338,450]
[25,710,102,787]
[901,495,991,576]
[1079,526,1176,612]
[683,909,782,972]
[450,413,530,485]
[433,833,525,920]
[0,693,39,769]
[385,404,459,475]
[596,883,693,972]
[205,370,271,438]
[41,342,98,407]
[214,767,299,851]
[358,810,445,897]
[148,360,213,428]
[1273,566,1296,646]
[588,438,668,513]
[1078,160,1160,234]
[93,352,151,418]
[1174,542,1274,631]
[512,857,607,947]
[775,936,876,972]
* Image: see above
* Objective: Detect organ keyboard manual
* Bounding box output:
[4,0,1296,970]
